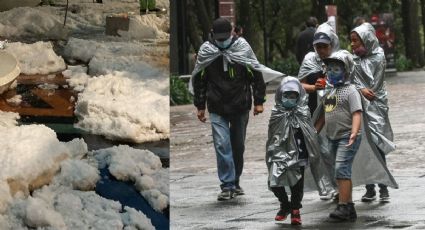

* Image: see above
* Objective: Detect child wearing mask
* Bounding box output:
[315,50,362,221]
[266,76,330,225]
[350,22,395,202]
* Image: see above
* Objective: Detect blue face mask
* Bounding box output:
[282,98,298,108]
[215,36,233,49]
[327,63,346,87]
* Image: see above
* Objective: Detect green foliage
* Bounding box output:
[140,0,156,12]
[271,55,300,76]
[395,54,413,71]
[170,76,192,106]
[41,0,55,5]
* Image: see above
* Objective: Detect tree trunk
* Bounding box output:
[194,0,213,42]
[402,0,425,67]
[187,2,202,52]
[237,0,254,44]
[421,0,425,59]
[311,0,327,23]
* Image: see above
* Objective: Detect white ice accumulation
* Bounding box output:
[0,185,155,230]
[0,7,67,40]
[0,123,156,229]
[63,38,169,143]
[92,145,169,212]
[0,111,19,128]
[4,42,66,75]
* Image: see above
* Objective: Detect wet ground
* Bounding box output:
[170,70,425,229]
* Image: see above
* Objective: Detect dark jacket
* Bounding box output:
[192,55,266,116]
[296,27,316,64]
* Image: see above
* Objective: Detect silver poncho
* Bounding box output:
[266,76,335,196]
[351,23,395,154]
[313,50,398,189]
[189,37,284,93]
[298,22,340,80]
[293,22,342,194]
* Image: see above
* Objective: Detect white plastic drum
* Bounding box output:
[0,51,20,94]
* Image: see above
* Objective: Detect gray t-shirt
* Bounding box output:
[324,84,363,140]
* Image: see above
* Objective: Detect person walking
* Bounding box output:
[315,50,362,221]
[266,77,332,225]
[296,17,319,65]
[192,17,266,201]
[350,23,395,202]
[297,22,341,200]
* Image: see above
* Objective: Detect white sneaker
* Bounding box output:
[320,191,338,201]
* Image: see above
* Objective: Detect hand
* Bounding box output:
[314,78,326,90]
[197,110,207,122]
[253,105,264,116]
[346,133,357,147]
[314,82,326,90]
[361,88,375,101]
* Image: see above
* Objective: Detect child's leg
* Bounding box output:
[334,135,362,204]
[337,179,352,203]
[290,167,305,210]
[377,148,388,190]
[271,185,291,221]
[270,186,290,207]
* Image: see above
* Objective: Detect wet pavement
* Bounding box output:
[170,70,425,229]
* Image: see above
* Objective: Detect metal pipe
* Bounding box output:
[63,0,69,27]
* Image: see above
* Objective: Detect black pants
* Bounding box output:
[271,167,305,210]
[366,149,387,190]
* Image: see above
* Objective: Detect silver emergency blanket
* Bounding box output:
[189,37,284,93]
[266,76,335,196]
[351,23,395,154]
[312,50,398,189]
[294,23,342,194]
[297,22,340,80]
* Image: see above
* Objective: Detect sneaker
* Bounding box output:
[217,189,234,201]
[320,192,333,201]
[234,185,245,196]
[347,202,357,220]
[330,204,356,221]
[291,209,302,225]
[379,187,390,202]
[275,205,290,221]
[333,193,339,202]
[361,189,376,202]
[320,191,338,201]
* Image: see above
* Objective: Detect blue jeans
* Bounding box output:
[210,112,249,190]
[328,134,361,179]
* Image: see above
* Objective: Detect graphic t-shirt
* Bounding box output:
[324,84,363,140]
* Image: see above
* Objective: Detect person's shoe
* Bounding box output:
[347,202,357,220]
[291,209,302,225]
[379,187,390,202]
[320,191,338,201]
[329,204,356,221]
[234,185,245,196]
[361,188,376,202]
[320,192,333,200]
[275,205,290,221]
[217,189,234,201]
[333,193,339,202]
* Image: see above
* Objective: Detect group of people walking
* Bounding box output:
[191,16,397,225]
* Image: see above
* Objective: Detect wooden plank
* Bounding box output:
[0,73,77,118]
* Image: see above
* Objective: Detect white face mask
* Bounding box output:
[215,36,233,49]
